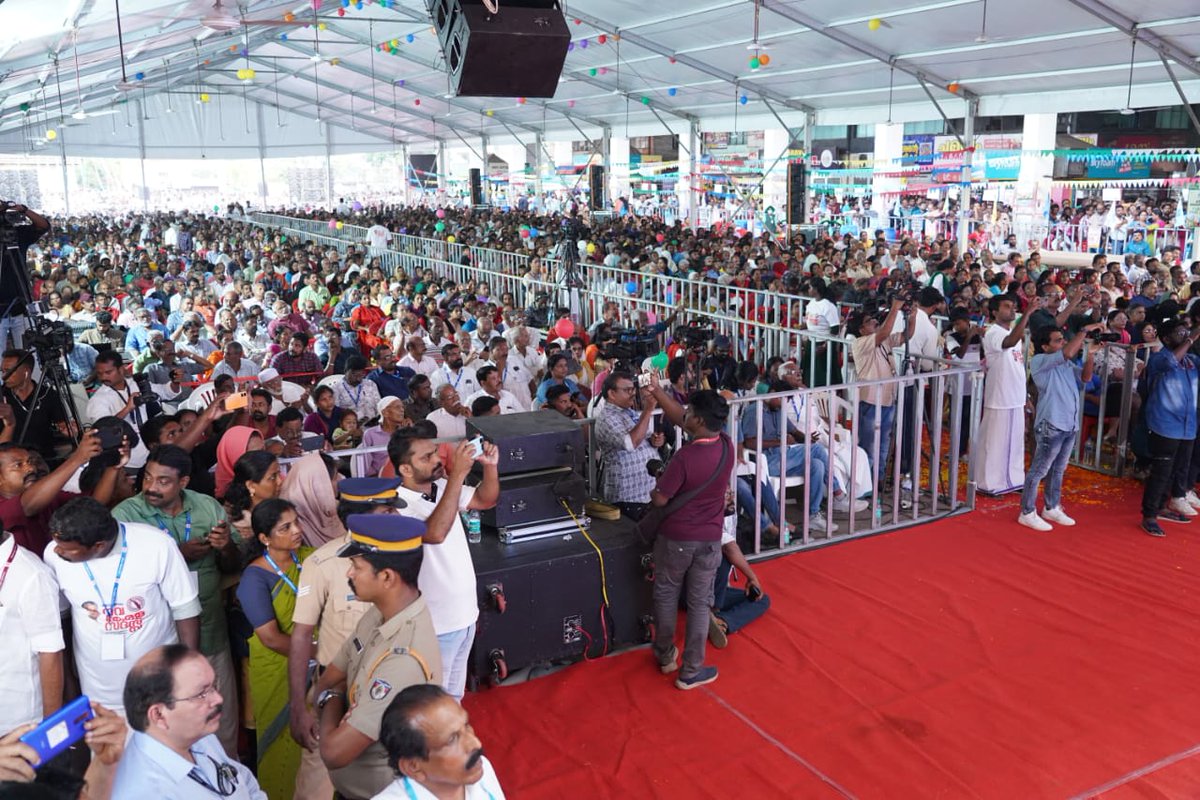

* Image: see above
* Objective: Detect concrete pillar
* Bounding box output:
[1015,112,1057,250]
[871,122,905,222]
[609,134,628,210]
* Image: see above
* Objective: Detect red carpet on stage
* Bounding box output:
[464,471,1200,799]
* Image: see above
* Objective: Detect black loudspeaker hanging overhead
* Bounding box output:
[426,0,570,98]
[588,165,606,211]
[469,168,485,206]
[787,161,807,226]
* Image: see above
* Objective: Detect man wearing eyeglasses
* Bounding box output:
[113,643,266,798]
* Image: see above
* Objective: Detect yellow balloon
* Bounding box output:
[200,93,210,103]
[586,243,597,255]
[336,221,344,230]
[318,22,327,30]
[46,129,57,140]
[447,235,456,243]
[867,17,882,30]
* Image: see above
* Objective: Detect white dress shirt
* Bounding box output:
[112,732,266,799]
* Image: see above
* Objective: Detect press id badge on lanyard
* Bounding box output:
[82,525,129,661]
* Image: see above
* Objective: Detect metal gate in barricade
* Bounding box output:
[1070,341,1138,476]
[725,359,980,560]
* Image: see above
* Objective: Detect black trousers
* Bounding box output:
[1142,432,1193,518]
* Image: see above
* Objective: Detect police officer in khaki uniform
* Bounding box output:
[289,478,409,799]
[313,513,442,800]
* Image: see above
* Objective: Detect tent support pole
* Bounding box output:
[256,104,268,210]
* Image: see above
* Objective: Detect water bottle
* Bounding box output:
[466,510,482,544]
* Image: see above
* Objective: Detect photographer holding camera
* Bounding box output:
[86,352,158,469]
[594,371,666,519]
[0,201,50,349]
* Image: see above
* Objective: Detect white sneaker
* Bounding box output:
[1018,511,1052,532]
[1042,506,1076,526]
[832,495,870,513]
[810,513,839,533]
[1169,497,1199,517]
[1186,490,1200,510]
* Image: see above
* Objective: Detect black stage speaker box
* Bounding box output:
[468,517,653,688]
[482,467,586,529]
[466,411,583,475]
[427,0,570,98]
[468,168,485,206]
[588,164,606,211]
[787,161,807,226]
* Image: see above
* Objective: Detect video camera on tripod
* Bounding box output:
[673,323,716,351]
[599,327,659,367]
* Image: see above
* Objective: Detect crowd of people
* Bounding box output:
[0,188,1198,799]
[813,192,1197,259]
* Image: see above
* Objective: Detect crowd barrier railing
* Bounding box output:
[725,360,980,556]
[1070,341,1140,477]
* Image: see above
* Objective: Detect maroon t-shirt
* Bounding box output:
[654,434,733,542]
[0,491,75,558]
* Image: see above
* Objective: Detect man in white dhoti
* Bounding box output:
[978,294,1036,494]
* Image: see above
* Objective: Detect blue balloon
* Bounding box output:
[739,95,748,105]
[667,87,677,96]
[625,281,638,294]
[406,33,415,43]
[134,72,144,80]
[280,33,288,41]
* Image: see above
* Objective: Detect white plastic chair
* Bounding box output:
[745,447,805,505]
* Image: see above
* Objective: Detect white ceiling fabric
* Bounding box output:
[0,0,1197,158]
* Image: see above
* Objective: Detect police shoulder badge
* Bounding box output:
[369,679,392,701]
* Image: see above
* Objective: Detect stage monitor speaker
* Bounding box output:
[429,0,569,98]
[469,168,485,206]
[787,161,807,225]
[588,164,606,211]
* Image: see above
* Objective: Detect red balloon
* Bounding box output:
[554,319,576,339]
[656,233,665,243]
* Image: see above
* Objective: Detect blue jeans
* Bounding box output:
[1020,422,1076,515]
[436,623,477,701]
[712,558,771,635]
[858,402,896,487]
[763,444,827,511]
[735,476,782,530]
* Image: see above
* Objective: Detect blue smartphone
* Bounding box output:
[19,695,93,766]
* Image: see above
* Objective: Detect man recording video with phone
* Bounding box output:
[0,201,51,350]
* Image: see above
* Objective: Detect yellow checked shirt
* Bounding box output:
[293,534,373,666]
[328,596,442,800]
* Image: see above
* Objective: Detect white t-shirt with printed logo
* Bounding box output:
[397,480,478,635]
[44,522,202,710]
[982,323,1027,410]
[0,535,65,734]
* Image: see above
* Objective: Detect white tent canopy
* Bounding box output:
[1,0,1198,158]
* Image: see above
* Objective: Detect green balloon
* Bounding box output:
[651,351,669,369]
[435,221,446,232]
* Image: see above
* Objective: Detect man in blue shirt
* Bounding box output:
[1018,323,1100,531]
[113,644,266,798]
[369,343,416,401]
[1141,317,1200,537]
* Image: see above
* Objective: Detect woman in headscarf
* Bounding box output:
[279,451,344,547]
[216,425,264,498]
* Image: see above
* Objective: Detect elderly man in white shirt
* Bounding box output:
[427,385,471,440]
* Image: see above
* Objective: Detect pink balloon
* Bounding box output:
[327,218,337,229]
[436,208,446,219]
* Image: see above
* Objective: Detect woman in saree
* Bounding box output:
[350,291,387,355]
[235,498,314,800]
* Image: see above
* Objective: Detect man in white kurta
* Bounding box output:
[978,296,1035,495]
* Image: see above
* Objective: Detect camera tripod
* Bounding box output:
[0,224,84,447]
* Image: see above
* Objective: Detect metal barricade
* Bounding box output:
[1070,341,1138,476]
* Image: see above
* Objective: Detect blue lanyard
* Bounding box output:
[445,366,462,389]
[154,510,192,543]
[341,380,364,408]
[264,551,300,594]
[402,776,495,800]
[82,526,128,619]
